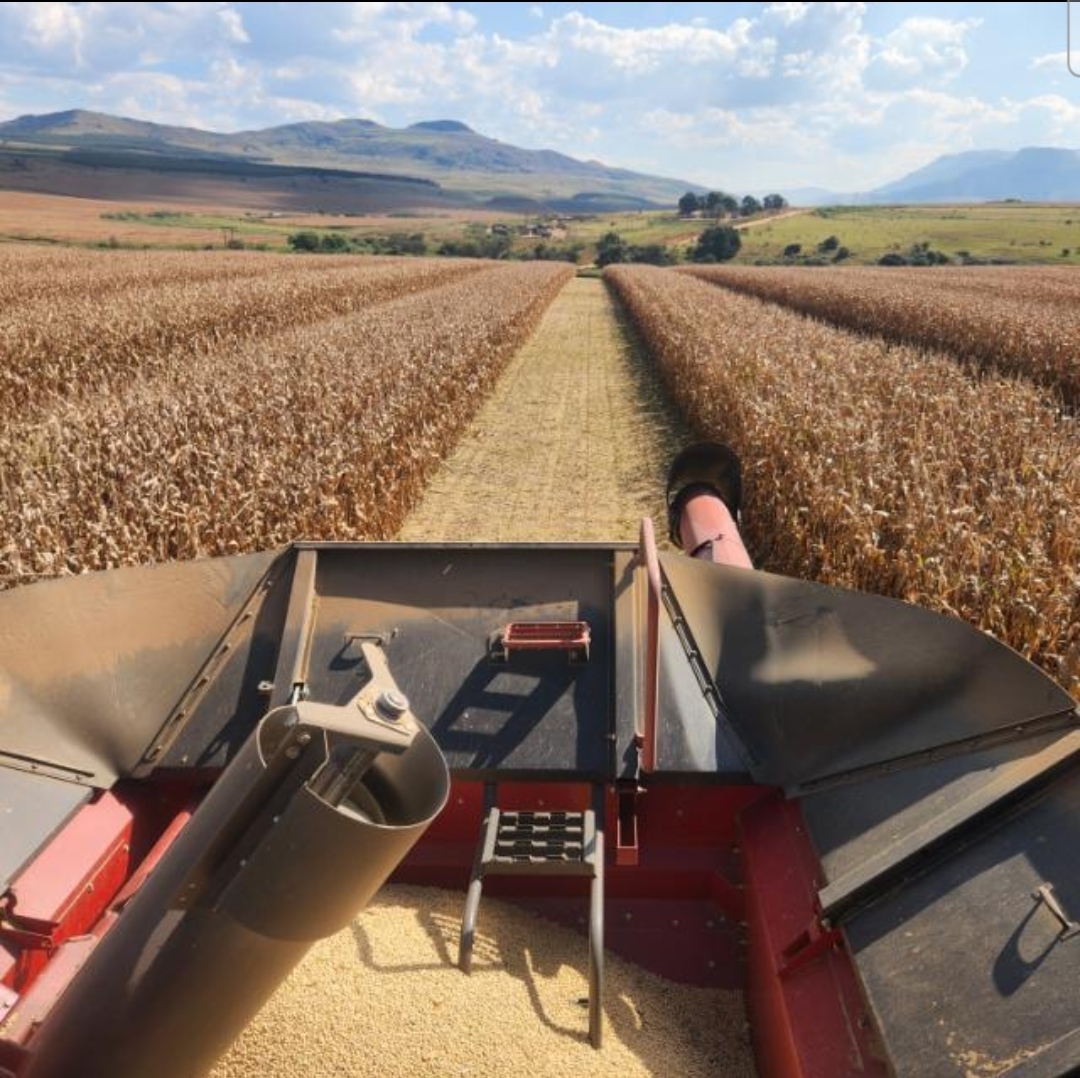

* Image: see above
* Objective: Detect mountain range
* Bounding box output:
[1,111,1078,211]
[0,109,696,211]
[788,148,1080,205]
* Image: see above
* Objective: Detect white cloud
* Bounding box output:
[0,3,1073,194]
[23,2,85,50]
[332,2,474,44]
[767,3,813,27]
[1020,94,1080,135]
[869,16,981,87]
[218,7,249,44]
[564,12,740,66]
[1030,51,1069,71]
[0,2,87,67]
[0,3,252,75]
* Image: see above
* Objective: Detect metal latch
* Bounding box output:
[0,894,56,955]
[1032,883,1080,939]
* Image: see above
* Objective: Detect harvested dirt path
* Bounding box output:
[397,274,692,543]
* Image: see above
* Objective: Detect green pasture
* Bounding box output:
[734,204,1080,265]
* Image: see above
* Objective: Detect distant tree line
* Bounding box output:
[596,225,742,267]
[287,229,581,263]
[288,230,429,255]
[878,242,951,266]
[594,233,678,268]
[678,191,787,219]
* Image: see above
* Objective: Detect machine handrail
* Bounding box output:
[636,517,662,773]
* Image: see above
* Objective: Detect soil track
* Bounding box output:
[397,275,692,544]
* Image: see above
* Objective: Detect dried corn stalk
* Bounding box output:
[608,264,1080,696]
[1,259,572,588]
[679,265,1080,409]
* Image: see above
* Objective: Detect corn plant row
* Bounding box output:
[1,256,485,417]
[679,265,1080,410]
[0,246,314,310]
[0,261,573,588]
[890,265,1080,307]
[608,265,1080,696]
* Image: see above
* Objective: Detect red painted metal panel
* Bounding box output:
[0,936,98,1050]
[0,784,200,1061]
[398,778,759,987]
[6,793,133,924]
[740,792,889,1078]
[1,793,133,996]
[635,783,765,846]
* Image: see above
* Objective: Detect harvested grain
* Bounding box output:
[211,885,755,1078]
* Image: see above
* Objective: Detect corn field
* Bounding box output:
[1,249,485,415]
[607,264,1080,697]
[0,253,572,586]
[678,265,1080,410]
[5,247,1077,697]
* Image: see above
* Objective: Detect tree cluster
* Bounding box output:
[595,232,677,267]
[879,242,951,267]
[689,226,741,263]
[288,231,428,255]
[678,191,787,219]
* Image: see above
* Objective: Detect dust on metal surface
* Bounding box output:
[0,550,281,786]
[660,552,1075,791]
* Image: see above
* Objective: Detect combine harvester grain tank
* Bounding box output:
[0,529,1078,1077]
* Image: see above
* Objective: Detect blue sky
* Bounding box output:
[0,2,1076,192]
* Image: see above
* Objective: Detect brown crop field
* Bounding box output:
[607,264,1080,697]
[0,254,572,586]
[3,248,1077,699]
[0,247,487,414]
[678,265,1080,410]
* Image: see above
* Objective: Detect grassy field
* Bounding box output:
[2,189,1080,264]
[735,203,1080,264]
[0,190,503,250]
[0,189,758,256]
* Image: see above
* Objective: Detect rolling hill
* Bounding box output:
[873,147,1080,203]
[0,109,698,208]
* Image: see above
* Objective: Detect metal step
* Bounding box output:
[487,810,592,872]
[458,786,605,1048]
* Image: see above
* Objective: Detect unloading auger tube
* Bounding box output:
[19,641,449,1078]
